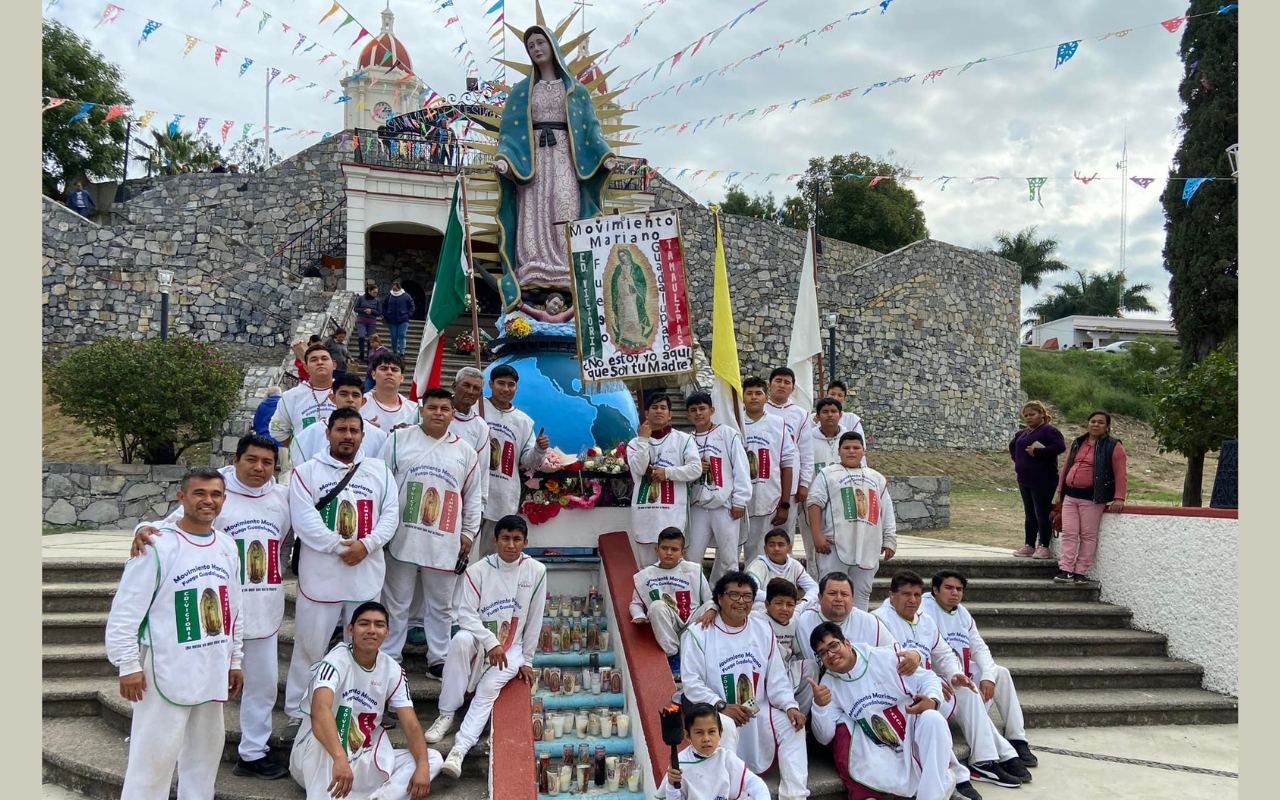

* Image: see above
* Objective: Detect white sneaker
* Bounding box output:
[424,713,455,744]
[441,748,464,778]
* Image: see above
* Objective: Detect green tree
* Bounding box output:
[1151,346,1238,506]
[990,226,1070,288]
[225,136,284,174]
[1160,1,1237,365]
[132,128,223,176]
[45,338,244,464]
[788,152,928,253]
[42,20,133,197]
[720,184,778,218]
[1024,270,1157,327]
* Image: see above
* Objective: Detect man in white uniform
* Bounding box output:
[680,572,810,800]
[820,381,867,439]
[106,468,244,800]
[291,601,443,800]
[805,432,896,609]
[285,408,399,736]
[129,435,291,780]
[378,387,483,677]
[763,367,814,543]
[473,364,549,561]
[294,373,387,463]
[873,571,1028,793]
[808,623,956,800]
[271,343,339,465]
[921,570,1039,771]
[627,393,702,569]
[425,515,546,779]
[685,391,751,583]
[741,376,795,566]
[361,352,419,431]
[630,528,714,666]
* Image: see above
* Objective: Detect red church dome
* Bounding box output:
[359,9,413,73]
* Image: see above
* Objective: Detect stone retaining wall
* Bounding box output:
[887,476,950,532]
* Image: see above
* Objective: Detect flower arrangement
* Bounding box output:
[521,477,604,524]
[580,445,627,474]
[505,318,532,339]
[453,331,476,355]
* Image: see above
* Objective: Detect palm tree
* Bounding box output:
[132,127,220,176]
[991,226,1070,289]
[1023,270,1157,327]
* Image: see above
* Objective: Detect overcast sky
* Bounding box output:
[48,0,1209,319]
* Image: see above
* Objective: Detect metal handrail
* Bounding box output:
[276,199,347,278]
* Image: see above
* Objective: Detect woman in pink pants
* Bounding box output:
[1054,411,1126,585]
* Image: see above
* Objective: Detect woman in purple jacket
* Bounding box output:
[1009,400,1066,558]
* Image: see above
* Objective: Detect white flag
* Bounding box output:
[787,224,822,413]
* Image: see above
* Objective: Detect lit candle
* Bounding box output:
[616,714,630,738]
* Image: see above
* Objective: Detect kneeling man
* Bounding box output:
[291,601,442,799]
[808,622,955,800]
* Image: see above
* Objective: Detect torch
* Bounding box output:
[658,703,685,789]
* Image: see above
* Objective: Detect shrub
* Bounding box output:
[46,337,243,464]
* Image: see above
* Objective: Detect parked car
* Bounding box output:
[1093,340,1154,354]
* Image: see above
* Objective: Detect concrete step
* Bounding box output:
[43,559,125,584]
[873,557,1060,581]
[269,653,446,705]
[1001,656,1206,691]
[43,643,118,679]
[1018,687,1238,728]
[982,627,1169,658]
[44,582,119,613]
[43,677,114,719]
[43,716,492,800]
[44,612,112,646]
[871,577,1100,604]
[962,601,1132,629]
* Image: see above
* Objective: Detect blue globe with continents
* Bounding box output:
[483,349,639,456]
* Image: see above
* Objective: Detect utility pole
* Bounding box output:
[1115,119,1128,316]
[121,121,131,182]
[264,67,272,169]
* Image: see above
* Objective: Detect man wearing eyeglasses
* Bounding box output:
[808,622,957,800]
[679,572,810,800]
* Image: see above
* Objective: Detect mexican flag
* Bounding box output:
[409,178,470,401]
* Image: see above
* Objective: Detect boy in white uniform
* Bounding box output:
[361,352,419,431]
[426,515,546,778]
[285,409,400,733]
[820,381,867,440]
[627,393,702,569]
[105,468,244,800]
[271,343,339,466]
[745,528,818,609]
[129,435,291,780]
[805,432,897,609]
[680,572,810,800]
[808,623,956,800]
[873,571,1028,793]
[291,601,443,800]
[295,374,387,463]
[378,387,484,675]
[763,367,814,542]
[751,579,808,715]
[685,392,751,584]
[630,528,714,672]
[741,377,795,565]
[659,704,771,800]
[473,364,549,561]
[921,570,1039,771]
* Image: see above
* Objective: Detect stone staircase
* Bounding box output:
[355,314,499,396]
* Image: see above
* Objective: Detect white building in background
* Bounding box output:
[339,6,423,130]
[1029,315,1177,350]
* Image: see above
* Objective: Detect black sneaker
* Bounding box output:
[1071,572,1096,586]
[280,717,302,742]
[1000,758,1032,783]
[969,761,1021,788]
[1009,739,1038,768]
[954,780,984,800]
[1052,570,1072,583]
[233,756,289,780]
[425,663,445,681]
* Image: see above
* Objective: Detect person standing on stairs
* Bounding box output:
[763,368,815,546]
[105,468,244,800]
[920,571,1039,770]
[362,351,418,431]
[377,388,483,678]
[685,391,752,585]
[290,601,443,800]
[324,329,353,380]
[383,281,417,357]
[804,399,859,582]
[293,374,387,464]
[1008,400,1065,560]
[742,377,796,568]
[284,409,400,738]
[363,335,391,393]
[872,571,1029,793]
[426,515,546,779]
[1054,410,1127,584]
[817,381,867,440]
[356,284,383,363]
[745,528,819,610]
[627,393,703,569]
[129,435,293,781]
[271,344,339,467]
[473,364,549,562]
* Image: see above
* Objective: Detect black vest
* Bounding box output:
[1063,435,1120,504]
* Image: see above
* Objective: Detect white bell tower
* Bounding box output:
[339,3,424,130]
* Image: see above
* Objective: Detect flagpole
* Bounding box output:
[810,222,825,394]
[458,171,483,371]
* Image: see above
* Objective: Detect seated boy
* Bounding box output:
[659,703,771,800]
[745,528,819,609]
[751,579,810,715]
[630,527,714,675]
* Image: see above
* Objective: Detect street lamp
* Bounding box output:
[1226,143,1239,178]
[825,312,838,383]
[157,269,174,341]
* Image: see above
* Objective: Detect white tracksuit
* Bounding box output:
[629,560,714,656]
[689,424,752,583]
[805,465,897,609]
[764,400,814,542]
[627,429,702,567]
[472,398,546,561]
[105,525,244,800]
[361,391,419,431]
[741,414,796,565]
[801,426,862,579]
[271,382,339,465]
[752,608,808,715]
[744,555,818,609]
[792,604,894,715]
[658,744,771,800]
[293,420,386,465]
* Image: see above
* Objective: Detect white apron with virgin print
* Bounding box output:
[384,428,482,572]
[809,465,892,570]
[480,399,542,521]
[632,561,711,624]
[628,431,700,544]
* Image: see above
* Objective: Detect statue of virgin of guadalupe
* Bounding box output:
[490,25,617,322]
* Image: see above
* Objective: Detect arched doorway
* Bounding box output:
[365,222,443,321]
[400,279,428,321]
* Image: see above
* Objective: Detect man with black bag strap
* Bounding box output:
[283,408,399,738]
